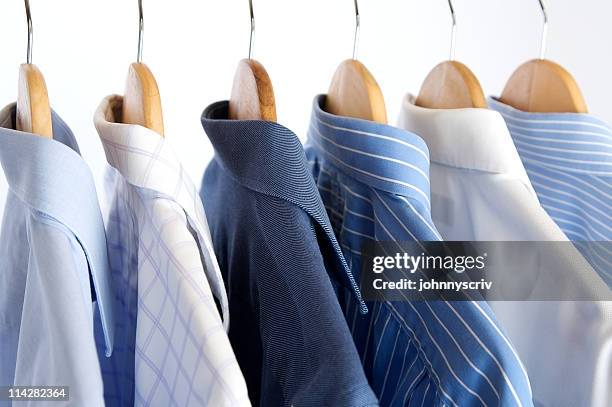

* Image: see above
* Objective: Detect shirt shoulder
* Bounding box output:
[11,211,105,406]
[235,195,378,406]
[202,165,377,406]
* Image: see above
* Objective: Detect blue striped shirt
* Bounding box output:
[305,95,534,407]
[490,98,612,285]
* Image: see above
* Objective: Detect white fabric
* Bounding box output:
[94,96,250,407]
[399,94,612,407]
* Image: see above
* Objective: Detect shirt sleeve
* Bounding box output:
[252,196,378,407]
[12,213,104,407]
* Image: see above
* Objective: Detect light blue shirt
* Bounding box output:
[0,104,114,406]
[490,98,612,285]
[306,95,534,407]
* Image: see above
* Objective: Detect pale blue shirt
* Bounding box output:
[0,104,114,406]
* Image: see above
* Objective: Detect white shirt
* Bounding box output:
[94,95,250,407]
[399,94,612,407]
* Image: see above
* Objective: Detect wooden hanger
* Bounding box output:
[123,62,164,135]
[17,64,52,138]
[499,1,586,113]
[416,0,486,109]
[325,0,387,123]
[500,60,587,113]
[326,59,387,124]
[228,1,276,121]
[121,0,164,135]
[416,61,486,109]
[16,1,52,138]
[229,58,277,121]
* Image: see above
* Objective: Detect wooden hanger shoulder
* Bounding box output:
[229,58,276,121]
[325,59,387,124]
[123,62,165,136]
[16,63,52,138]
[500,59,587,113]
[416,60,486,109]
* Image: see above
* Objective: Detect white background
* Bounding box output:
[0,0,610,211]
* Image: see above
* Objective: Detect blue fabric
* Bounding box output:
[0,105,113,406]
[305,95,534,407]
[490,98,612,285]
[200,101,378,407]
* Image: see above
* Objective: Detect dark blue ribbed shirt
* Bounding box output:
[199,101,378,407]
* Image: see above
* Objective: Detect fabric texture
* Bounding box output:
[94,96,249,407]
[0,104,112,407]
[306,95,534,407]
[399,94,612,407]
[200,101,378,407]
[490,97,612,285]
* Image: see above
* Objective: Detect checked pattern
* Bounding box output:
[94,95,250,407]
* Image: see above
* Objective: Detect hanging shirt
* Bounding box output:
[305,95,534,407]
[398,94,612,407]
[200,101,378,407]
[0,104,114,406]
[93,96,249,407]
[489,97,612,285]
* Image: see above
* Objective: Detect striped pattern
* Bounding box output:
[306,95,534,407]
[199,101,378,407]
[93,96,250,407]
[490,98,612,285]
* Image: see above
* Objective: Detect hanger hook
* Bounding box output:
[447,0,457,61]
[137,0,144,63]
[248,0,255,60]
[352,0,360,60]
[24,0,33,64]
[537,0,548,60]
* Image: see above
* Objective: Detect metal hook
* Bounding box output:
[352,0,360,60]
[248,0,255,59]
[537,0,548,60]
[137,0,144,63]
[447,0,457,61]
[24,0,33,64]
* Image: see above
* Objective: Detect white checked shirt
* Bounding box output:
[93,95,250,407]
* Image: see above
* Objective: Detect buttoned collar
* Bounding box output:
[399,94,533,190]
[201,101,368,314]
[94,95,230,328]
[489,97,612,176]
[0,104,115,356]
[308,94,432,210]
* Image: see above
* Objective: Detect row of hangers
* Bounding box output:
[16,0,166,139]
[328,0,587,123]
[17,0,588,141]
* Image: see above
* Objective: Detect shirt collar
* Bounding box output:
[201,101,368,314]
[399,93,533,189]
[0,103,115,356]
[94,95,231,328]
[489,97,612,176]
[308,94,432,209]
